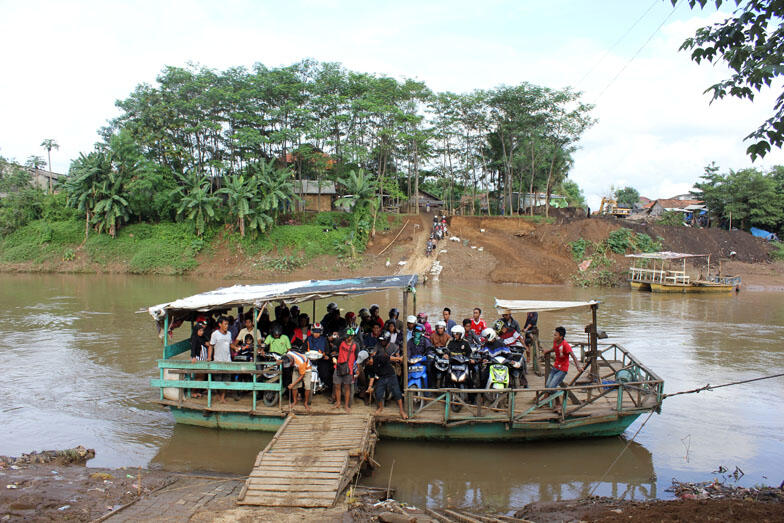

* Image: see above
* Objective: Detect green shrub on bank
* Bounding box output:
[658,211,684,226]
[771,242,784,261]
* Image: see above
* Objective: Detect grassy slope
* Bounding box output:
[0,211,385,275]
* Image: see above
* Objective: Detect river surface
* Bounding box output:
[1,273,783,509]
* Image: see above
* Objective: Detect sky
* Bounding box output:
[2,0,783,209]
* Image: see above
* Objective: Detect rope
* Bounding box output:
[662,372,784,399]
[588,372,784,498]
[588,410,656,498]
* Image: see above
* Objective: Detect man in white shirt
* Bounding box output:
[208,316,237,403]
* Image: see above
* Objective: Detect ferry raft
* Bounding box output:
[626,251,741,293]
[148,275,663,442]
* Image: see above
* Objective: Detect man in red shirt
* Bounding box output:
[542,326,582,407]
[469,307,487,336]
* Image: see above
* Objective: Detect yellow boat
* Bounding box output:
[626,252,741,293]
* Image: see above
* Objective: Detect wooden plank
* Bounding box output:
[249,471,342,479]
[247,484,342,493]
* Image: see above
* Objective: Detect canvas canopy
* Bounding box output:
[625,251,707,260]
[147,275,418,322]
[494,299,599,315]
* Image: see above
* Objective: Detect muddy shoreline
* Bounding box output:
[2,449,783,522]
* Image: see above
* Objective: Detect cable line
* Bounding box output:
[578,0,660,85]
[594,0,683,101]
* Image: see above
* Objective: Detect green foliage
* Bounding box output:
[678,1,784,159]
[265,255,305,272]
[692,163,784,234]
[569,238,589,260]
[633,233,663,253]
[614,186,640,207]
[771,242,784,261]
[607,228,634,254]
[658,211,685,227]
[559,180,586,208]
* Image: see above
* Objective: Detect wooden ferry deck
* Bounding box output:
[155,357,660,426]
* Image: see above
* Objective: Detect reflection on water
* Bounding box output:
[1,273,783,509]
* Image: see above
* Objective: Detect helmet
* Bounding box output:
[358,308,370,319]
[381,331,392,342]
[450,325,465,337]
[435,320,446,330]
[311,323,323,333]
[493,319,505,333]
[345,311,356,321]
[271,324,283,337]
[369,304,380,315]
[327,302,339,313]
[417,312,428,323]
[414,324,425,333]
[345,327,357,337]
[482,327,497,341]
[356,349,370,365]
[290,305,300,316]
[406,315,417,324]
[389,308,399,319]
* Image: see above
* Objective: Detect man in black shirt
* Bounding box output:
[366,349,408,419]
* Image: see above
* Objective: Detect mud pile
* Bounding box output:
[445,216,773,285]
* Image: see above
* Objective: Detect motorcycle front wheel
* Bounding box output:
[409,384,424,411]
[262,390,279,407]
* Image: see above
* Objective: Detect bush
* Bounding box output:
[607,228,634,254]
[772,242,784,261]
[658,211,684,226]
[633,233,662,253]
[569,238,589,260]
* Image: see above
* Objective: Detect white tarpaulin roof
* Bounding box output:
[494,299,599,314]
[625,251,708,260]
[147,275,418,322]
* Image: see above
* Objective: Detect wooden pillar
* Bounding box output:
[402,290,409,388]
[590,304,599,382]
[163,315,169,356]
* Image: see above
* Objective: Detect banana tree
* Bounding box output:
[173,173,218,237]
[92,171,130,237]
[218,173,256,237]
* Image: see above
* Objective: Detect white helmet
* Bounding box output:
[481,327,497,342]
[406,315,417,324]
[451,325,465,337]
[435,320,446,329]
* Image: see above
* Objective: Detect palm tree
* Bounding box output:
[218,173,256,237]
[92,171,130,237]
[40,138,59,192]
[252,159,297,225]
[64,152,111,242]
[336,168,379,233]
[173,173,219,237]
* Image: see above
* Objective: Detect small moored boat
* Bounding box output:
[626,251,741,293]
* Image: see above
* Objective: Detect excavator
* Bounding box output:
[595,197,631,218]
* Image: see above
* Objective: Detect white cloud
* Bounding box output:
[1,0,782,210]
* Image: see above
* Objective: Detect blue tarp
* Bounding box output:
[750,227,779,241]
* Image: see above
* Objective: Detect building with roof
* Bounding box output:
[292,179,336,212]
[645,198,705,217]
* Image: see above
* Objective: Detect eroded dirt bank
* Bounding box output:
[443,216,780,286]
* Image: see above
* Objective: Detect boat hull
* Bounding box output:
[167,406,642,441]
[649,283,734,293]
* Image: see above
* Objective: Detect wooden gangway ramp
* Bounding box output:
[237,413,376,507]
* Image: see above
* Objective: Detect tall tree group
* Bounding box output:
[63,60,593,238]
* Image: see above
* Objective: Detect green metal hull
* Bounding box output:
[168,407,641,441]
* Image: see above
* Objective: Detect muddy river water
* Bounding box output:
[1,273,783,509]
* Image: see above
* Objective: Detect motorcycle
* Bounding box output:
[304,349,327,396]
[431,347,450,389]
[407,354,429,410]
[481,346,511,407]
[507,347,528,389]
[256,351,291,406]
[448,352,471,413]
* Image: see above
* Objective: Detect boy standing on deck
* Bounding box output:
[207,316,237,404]
[542,326,582,408]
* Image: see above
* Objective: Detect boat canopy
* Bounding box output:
[148,275,418,322]
[494,299,599,314]
[625,251,708,260]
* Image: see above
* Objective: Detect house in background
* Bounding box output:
[460,192,490,214]
[292,180,336,212]
[407,189,444,213]
[645,198,704,217]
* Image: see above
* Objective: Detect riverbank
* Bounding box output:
[2,451,783,522]
[1,214,781,289]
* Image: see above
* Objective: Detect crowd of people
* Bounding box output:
[185,300,578,419]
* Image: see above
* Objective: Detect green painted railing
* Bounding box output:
[164,339,191,359]
[152,359,283,410]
